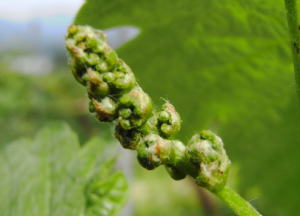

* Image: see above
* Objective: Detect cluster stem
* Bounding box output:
[215,187,262,216]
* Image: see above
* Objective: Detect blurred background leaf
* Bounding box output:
[0,66,113,145]
[74,0,300,215]
[0,123,128,216]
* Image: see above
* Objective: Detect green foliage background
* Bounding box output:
[0,123,128,216]
[74,0,300,215]
[0,68,112,145]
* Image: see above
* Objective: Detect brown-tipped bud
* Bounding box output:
[92,97,117,122]
[136,134,164,170]
[86,69,110,97]
[136,134,187,172]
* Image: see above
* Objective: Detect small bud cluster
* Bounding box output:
[66,25,231,191]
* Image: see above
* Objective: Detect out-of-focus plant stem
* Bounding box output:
[215,187,262,216]
[284,0,300,101]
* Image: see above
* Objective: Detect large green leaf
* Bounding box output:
[75,0,300,215]
[0,123,128,216]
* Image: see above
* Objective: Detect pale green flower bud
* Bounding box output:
[136,134,164,170]
[187,130,231,191]
[91,97,117,122]
[86,53,101,66]
[118,87,153,130]
[66,25,80,37]
[86,69,110,97]
[103,71,136,92]
[105,48,119,66]
[157,102,181,138]
[114,59,132,73]
[161,140,189,180]
[95,59,109,72]
[139,115,159,135]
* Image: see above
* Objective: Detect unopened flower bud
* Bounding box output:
[187,130,231,191]
[86,69,110,96]
[157,102,181,138]
[118,87,152,129]
[103,71,136,92]
[92,97,117,122]
[136,134,164,170]
[104,48,119,66]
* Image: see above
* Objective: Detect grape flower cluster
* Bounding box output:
[65,25,231,192]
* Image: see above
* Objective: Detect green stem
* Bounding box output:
[214,186,262,216]
[284,0,300,100]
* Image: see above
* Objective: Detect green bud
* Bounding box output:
[86,53,101,66]
[102,71,136,92]
[119,119,132,130]
[187,130,231,191]
[163,140,186,166]
[104,48,119,66]
[68,46,87,61]
[85,31,106,51]
[115,59,132,73]
[86,69,110,96]
[65,38,76,51]
[136,134,163,170]
[114,71,136,90]
[74,31,88,42]
[158,111,170,122]
[157,102,181,138]
[87,82,110,97]
[85,36,98,49]
[66,25,80,38]
[92,97,117,122]
[140,115,159,134]
[118,86,153,129]
[119,108,132,119]
[87,68,102,84]
[95,60,109,72]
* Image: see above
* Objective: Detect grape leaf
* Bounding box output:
[74,0,300,215]
[0,123,128,216]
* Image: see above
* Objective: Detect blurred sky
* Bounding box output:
[0,0,83,22]
[0,0,138,75]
